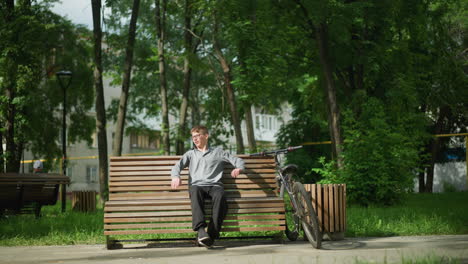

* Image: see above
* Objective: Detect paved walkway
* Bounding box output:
[1,235,467,264]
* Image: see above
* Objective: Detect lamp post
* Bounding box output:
[56,70,72,213]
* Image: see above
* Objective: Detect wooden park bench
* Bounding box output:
[0,173,70,217]
[104,155,286,249]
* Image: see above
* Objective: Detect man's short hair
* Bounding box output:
[190,125,209,135]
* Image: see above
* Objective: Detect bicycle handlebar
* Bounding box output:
[249,145,303,157]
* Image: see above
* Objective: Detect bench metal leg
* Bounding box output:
[106,236,123,250]
[34,204,42,218]
[274,232,285,244]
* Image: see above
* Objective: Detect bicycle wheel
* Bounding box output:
[282,184,299,241]
[293,182,322,249]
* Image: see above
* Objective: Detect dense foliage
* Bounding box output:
[1,0,466,204]
[275,0,466,205]
[0,1,94,171]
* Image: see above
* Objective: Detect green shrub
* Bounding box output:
[315,97,425,206]
[442,181,458,193]
[344,98,424,205]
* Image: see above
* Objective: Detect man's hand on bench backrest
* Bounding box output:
[171,177,182,189]
[231,168,242,178]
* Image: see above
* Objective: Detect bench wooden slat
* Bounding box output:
[222,226,285,232]
[104,225,285,236]
[110,171,189,176]
[105,222,192,229]
[108,183,277,192]
[108,174,276,182]
[108,192,279,198]
[105,207,285,219]
[104,229,194,236]
[109,157,275,165]
[0,181,68,185]
[104,220,285,230]
[110,160,275,166]
[108,189,279,200]
[110,163,274,172]
[105,197,283,206]
[109,169,275,176]
[104,214,286,224]
[109,178,277,186]
[104,201,284,212]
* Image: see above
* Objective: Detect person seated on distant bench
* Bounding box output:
[170,125,245,248]
[33,160,43,173]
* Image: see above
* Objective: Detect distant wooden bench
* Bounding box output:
[104,155,286,249]
[0,173,70,217]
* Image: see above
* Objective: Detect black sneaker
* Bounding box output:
[197,228,213,248]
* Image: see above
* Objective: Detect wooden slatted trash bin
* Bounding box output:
[304,184,346,240]
[72,191,96,212]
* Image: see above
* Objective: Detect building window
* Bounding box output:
[256,114,280,131]
[86,166,98,183]
[130,131,160,149]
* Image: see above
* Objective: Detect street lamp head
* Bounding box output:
[56,70,72,76]
[56,70,73,89]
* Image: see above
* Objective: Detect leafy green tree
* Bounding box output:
[0,1,95,172]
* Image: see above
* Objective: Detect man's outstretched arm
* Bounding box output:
[223,151,245,178]
[170,153,190,189]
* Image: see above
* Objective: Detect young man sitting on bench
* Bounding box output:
[171,125,245,248]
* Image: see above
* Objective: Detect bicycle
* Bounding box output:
[250,146,322,249]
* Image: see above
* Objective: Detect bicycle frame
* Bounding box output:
[251,146,304,219]
[274,155,303,220]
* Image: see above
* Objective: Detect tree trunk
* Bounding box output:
[418,104,428,192]
[4,0,20,173]
[425,140,439,193]
[190,85,201,128]
[214,47,245,154]
[425,106,449,193]
[176,58,191,155]
[5,71,19,173]
[237,40,256,153]
[295,1,343,168]
[113,0,140,156]
[244,104,257,153]
[0,131,3,173]
[418,169,426,193]
[212,14,244,154]
[176,0,193,155]
[91,0,109,203]
[315,23,344,169]
[155,0,170,155]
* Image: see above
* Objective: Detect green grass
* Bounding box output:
[346,192,468,237]
[0,192,467,246]
[0,204,104,246]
